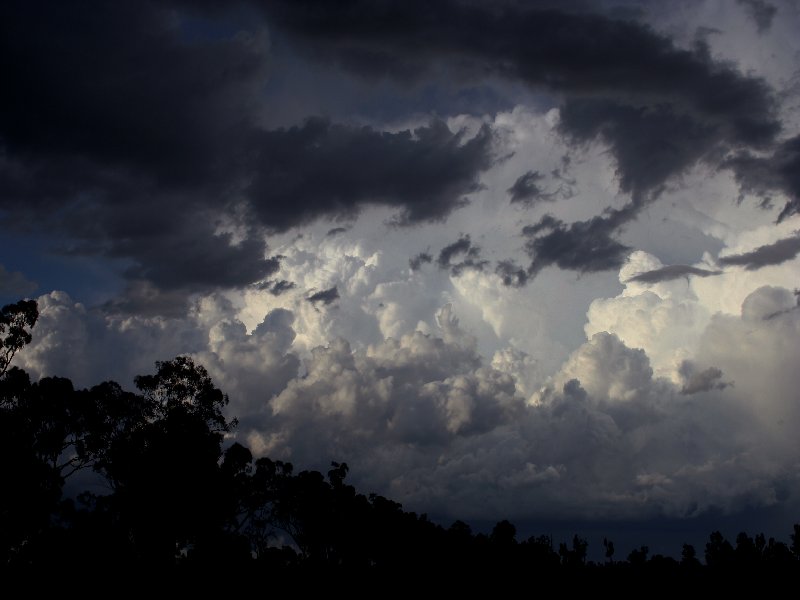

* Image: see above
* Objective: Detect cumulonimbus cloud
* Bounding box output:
[17,276,800,523]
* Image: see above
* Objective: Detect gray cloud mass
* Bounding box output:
[307,286,340,306]
[437,235,488,276]
[718,233,800,269]
[265,0,779,186]
[626,265,722,284]
[737,0,778,33]
[409,253,433,271]
[246,118,494,230]
[0,264,38,299]
[508,171,548,206]
[725,136,800,222]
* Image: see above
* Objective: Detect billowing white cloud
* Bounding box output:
[14,265,800,526]
[586,212,800,382]
[16,290,209,387]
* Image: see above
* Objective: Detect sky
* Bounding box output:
[2,0,800,554]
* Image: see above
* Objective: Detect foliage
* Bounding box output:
[0,300,38,377]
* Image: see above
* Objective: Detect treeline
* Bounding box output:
[2,299,800,581]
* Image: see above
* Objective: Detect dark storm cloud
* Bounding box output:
[506,91,752,283]
[0,1,494,313]
[409,253,433,271]
[102,282,201,319]
[262,0,773,110]
[498,207,634,286]
[626,265,722,284]
[246,118,493,231]
[0,1,273,307]
[263,0,779,192]
[718,233,800,270]
[737,0,778,33]
[725,136,800,222]
[1,0,786,304]
[495,260,530,288]
[507,171,549,206]
[506,163,578,207]
[558,98,720,199]
[437,236,474,267]
[436,235,488,276]
[307,286,340,306]
[119,228,280,291]
[679,361,730,395]
[264,0,782,280]
[525,211,633,276]
[257,279,297,296]
[327,227,349,237]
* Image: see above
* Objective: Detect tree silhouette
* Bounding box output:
[603,537,615,564]
[88,356,239,566]
[627,545,649,567]
[735,532,760,566]
[681,543,701,568]
[705,531,735,568]
[0,300,38,377]
[522,534,560,571]
[559,534,588,568]
[0,371,62,564]
[490,519,517,546]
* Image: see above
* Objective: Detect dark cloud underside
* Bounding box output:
[508,171,549,206]
[307,286,340,306]
[0,0,788,303]
[498,207,635,286]
[409,253,433,271]
[725,136,800,222]
[264,0,781,280]
[0,1,272,307]
[626,265,722,284]
[264,280,297,296]
[264,0,779,187]
[246,118,493,231]
[737,0,778,34]
[679,361,730,395]
[718,233,800,270]
[436,235,488,276]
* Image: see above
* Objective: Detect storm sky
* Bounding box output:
[2,0,800,551]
